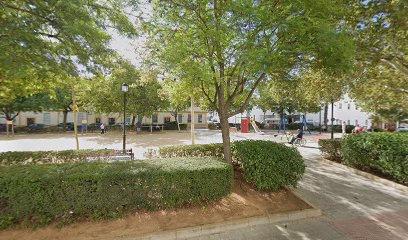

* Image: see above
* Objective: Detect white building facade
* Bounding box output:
[228,94,372,128]
[0,107,208,128]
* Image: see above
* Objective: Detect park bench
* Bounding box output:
[112,149,134,160]
[86,149,134,162]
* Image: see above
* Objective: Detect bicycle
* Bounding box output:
[293,138,307,147]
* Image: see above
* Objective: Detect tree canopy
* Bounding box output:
[346,0,407,121]
[144,0,354,162]
[78,60,167,120]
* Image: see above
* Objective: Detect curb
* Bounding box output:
[118,208,321,240]
[320,158,408,193]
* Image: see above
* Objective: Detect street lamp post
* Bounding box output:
[331,101,334,139]
[122,83,128,153]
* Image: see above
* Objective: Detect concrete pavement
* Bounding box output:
[182,145,408,240]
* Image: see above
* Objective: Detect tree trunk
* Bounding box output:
[131,115,136,126]
[72,84,79,150]
[219,107,232,163]
[174,111,181,132]
[323,104,329,131]
[62,110,68,131]
[263,111,266,123]
[190,97,195,144]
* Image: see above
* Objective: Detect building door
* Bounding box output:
[27,118,35,126]
[164,117,171,123]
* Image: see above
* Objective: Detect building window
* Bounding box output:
[347,104,351,110]
[77,112,84,123]
[126,117,131,124]
[27,118,35,126]
[347,120,350,125]
[178,114,183,123]
[43,113,51,125]
[164,117,171,123]
[109,118,115,125]
[198,114,203,123]
[365,120,368,126]
[188,114,192,123]
[95,117,101,124]
[355,120,358,125]
[152,114,158,123]
[338,103,342,109]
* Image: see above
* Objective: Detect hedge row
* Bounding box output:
[319,133,408,185]
[0,149,117,166]
[158,143,224,159]
[154,141,305,191]
[318,139,343,162]
[342,133,408,184]
[0,157,232,229]
[233,141,305,190]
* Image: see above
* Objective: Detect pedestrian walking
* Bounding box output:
[81,119,88,135]
[100,123,105,134]
[136,121,141,134]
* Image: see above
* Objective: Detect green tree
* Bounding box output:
[145,0,353,162]
[79,61,167,123]
[346,0,407,121]
[0,0,137,123]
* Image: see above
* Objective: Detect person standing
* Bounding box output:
[136,121,141,134]
[81,119,88,135]
[342,121,346,137]
[100,123,105,134]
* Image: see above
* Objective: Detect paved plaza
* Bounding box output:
[0,130,307,158]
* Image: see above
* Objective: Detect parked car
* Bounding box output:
[27,124,49,132]
[57,122,75,130]
[87,123,102,132]
[396,126,408,132]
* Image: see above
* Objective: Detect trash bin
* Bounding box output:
[241,118,248,133]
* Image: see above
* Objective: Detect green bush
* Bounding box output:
[156,141,306,191]
[233,140,305,191]
[158,143,224,159]
[0,149,116,166]
[208,122,218,130]
[372,127,385,132]
[164,122,187,130]
[318,139,343,162]
[0,157,232,229]
[329,125,355,133]
[341,133,408,184]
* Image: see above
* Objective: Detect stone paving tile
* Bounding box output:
[332,209,408,240]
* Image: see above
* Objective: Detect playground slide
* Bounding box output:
[251,120,264,134]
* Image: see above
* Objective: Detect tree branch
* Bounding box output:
[227,72,266,117]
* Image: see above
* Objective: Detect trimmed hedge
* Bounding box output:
[0,157,232,229]
[233,140,305,190]
[318,139,343,162]
[341,133,408,184]
[155,141,305,191]
[158,143,224,159]
[0,149,116,166]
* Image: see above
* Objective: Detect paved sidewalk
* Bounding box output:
[183,145,408,240]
